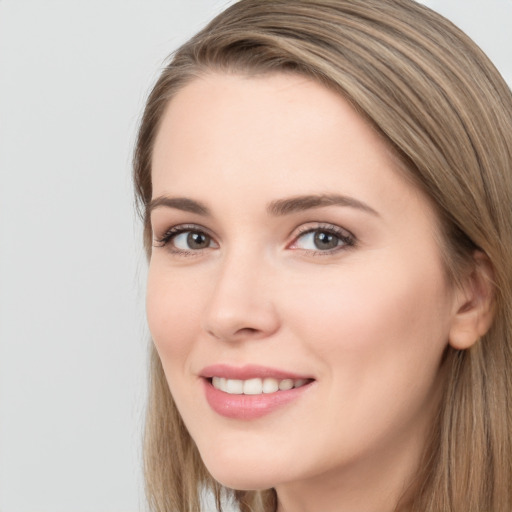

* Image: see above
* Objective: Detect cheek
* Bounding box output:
[146,264,205,362]
[277,261,452,452]
[282,258,452,373]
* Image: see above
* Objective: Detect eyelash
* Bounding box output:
[290,224,356,255]
[153,224,214,255]
[153,222,356,256]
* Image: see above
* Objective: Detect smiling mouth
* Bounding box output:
[210,377,312,395]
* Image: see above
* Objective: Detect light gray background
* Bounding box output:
[0,1,510,511]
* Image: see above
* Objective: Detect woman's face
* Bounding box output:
[147,73,462,506]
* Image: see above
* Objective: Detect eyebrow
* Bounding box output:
[148,193,379,218]
[267,194,379,217]
[148,196,211,216]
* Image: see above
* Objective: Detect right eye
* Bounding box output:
[173,230,213,250]
[154,225,218,254]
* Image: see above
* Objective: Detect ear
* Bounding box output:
[448,250,496,350]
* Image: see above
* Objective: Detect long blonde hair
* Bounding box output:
[133,1,512,510]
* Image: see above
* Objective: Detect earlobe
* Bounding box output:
[448,251,496,350]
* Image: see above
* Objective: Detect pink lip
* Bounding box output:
[200,364,314,420]
[200,364,310,380]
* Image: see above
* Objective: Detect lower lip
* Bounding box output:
[203,379,313,420]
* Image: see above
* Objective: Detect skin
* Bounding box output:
[147,73,487,512]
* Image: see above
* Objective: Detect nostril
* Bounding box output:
[230,327,267,340]
[236,327,259,335]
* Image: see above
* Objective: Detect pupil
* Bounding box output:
[187,232,209,249]
[314,231,338,250]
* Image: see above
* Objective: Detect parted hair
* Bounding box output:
[133,1,512,511]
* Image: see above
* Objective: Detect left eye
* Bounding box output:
[293,228,352,251]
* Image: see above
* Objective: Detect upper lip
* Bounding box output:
[200,364,312,381]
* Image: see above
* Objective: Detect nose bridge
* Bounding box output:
[202,246,279,341]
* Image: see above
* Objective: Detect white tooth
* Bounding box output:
[262,377,279,393]
[212,377,228,392]
[243,378,263,395]
[294,379,307,388]
[225,379,244,394]
[279,378,294,391]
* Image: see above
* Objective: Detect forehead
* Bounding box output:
[151,72,436,227]
[153,73,399,184]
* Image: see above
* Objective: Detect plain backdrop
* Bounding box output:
[0,1,510,511]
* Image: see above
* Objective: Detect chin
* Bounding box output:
[207,468,275,491]
[199,450,280,491]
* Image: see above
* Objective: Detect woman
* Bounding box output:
[133,1,512,511]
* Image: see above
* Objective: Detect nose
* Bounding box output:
[201,253,280,343]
